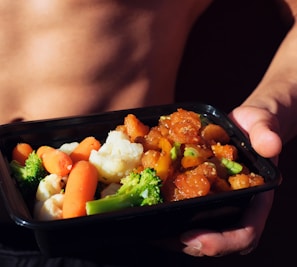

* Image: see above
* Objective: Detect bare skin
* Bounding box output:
[0,0,211,124]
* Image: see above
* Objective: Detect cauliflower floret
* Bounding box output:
[59,142,79,155]
[34,174,67,220]
[89,130,143,184]
[34,193,64,221]
[36,174,67,202]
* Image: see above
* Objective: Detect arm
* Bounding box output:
[181,0,297,256]
[236,0,297,146]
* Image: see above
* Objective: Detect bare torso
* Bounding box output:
[0,0,212,124]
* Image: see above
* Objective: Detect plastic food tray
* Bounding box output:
[0,102,281,257]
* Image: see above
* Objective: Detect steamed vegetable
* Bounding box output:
[36,145,55,159]
[10,151,48,197]
[42,149,73,176]
[63,160,98,218]
[86,168,163,215]
[69,136,101,163]
[34,174,67,220]
[89,130,143,184]
[12,143,34,166]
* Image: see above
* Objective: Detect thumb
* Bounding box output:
[229,106,282,159]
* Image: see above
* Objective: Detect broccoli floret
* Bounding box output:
[86,168,163,215]
[10,151,48,197]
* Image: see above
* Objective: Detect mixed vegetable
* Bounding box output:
[86,168,162,215]
[9,108,265,221]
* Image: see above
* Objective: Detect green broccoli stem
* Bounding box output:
[86,193,143,215]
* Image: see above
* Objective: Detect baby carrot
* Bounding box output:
[62,160,98,218]
[36,145,55,159]
[42,149,73,176]
[12,143,34,165]
[69,136,101,163]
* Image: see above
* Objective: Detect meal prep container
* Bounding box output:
[0,102,281,257]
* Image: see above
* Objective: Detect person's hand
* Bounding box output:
[180,105,282,257]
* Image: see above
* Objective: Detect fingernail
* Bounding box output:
[180,231,203,257]
[183,242,204,257]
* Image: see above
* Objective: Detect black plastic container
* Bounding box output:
[0,102,281,257]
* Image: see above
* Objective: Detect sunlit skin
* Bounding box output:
[0,0,211,124]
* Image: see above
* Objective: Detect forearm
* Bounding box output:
[242,6,297,143]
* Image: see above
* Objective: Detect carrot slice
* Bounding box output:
[12,143,34,165]
[42,149,73,176]
[69,136,101,163]
[63,160,98,218]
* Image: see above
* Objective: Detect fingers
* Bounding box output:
[249,121,282,159]
[229,106,282,159]
[180,190,274,257]
[181,227,256,257]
